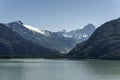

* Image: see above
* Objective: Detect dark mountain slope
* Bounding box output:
[0,23,59,57]
[68,18,120,59]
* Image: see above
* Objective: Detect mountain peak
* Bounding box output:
[87,23,94,26]
[61,29,67,33]
[11,21,23,25]
[85,23,95,28]
[82,24,96,32]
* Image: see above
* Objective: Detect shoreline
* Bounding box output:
[0,56,120,61]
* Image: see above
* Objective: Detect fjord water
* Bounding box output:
[0,59,120,80]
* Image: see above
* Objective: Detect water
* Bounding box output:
[0,59,120,80]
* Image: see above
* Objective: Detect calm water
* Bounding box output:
[0,59,120,80]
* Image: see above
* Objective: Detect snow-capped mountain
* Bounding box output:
[0,23,59,56]
[6,21,76,53]
[23,24,50,36]
[6,21,95,53]
[58,24,96,43]
[6,21,50,36]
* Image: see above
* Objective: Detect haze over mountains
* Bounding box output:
[6,21,96,53]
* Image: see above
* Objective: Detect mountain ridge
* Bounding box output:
[0,23,59,57]
[6,21,95,53]
[68,18,120,59]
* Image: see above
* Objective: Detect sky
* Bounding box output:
[0,0,120,31]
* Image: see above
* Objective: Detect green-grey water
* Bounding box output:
[0,59,120,80]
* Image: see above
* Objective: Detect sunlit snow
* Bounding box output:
[23,24,46,35]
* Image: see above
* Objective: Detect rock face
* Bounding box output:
[6,21,76,53]
[0,23,59,57]
[59,24,96,43]
[68,18,120,59]
[6,21,95,53]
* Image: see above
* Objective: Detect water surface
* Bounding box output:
[0,59,120,80]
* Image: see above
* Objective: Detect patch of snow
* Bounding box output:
[24,32,27,34]
[13,29,16,31]
[77,35,82,39]
[83,34,88,37]
[63,34,72,38]
[23,24,47,35]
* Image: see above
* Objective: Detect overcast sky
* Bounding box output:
[0,0,120,31]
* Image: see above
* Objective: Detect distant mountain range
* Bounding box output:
[58,24,95,43]
[6,21,96,53]
[68,18,120,59]
[1,18,120,59]
[0,23,59,57]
